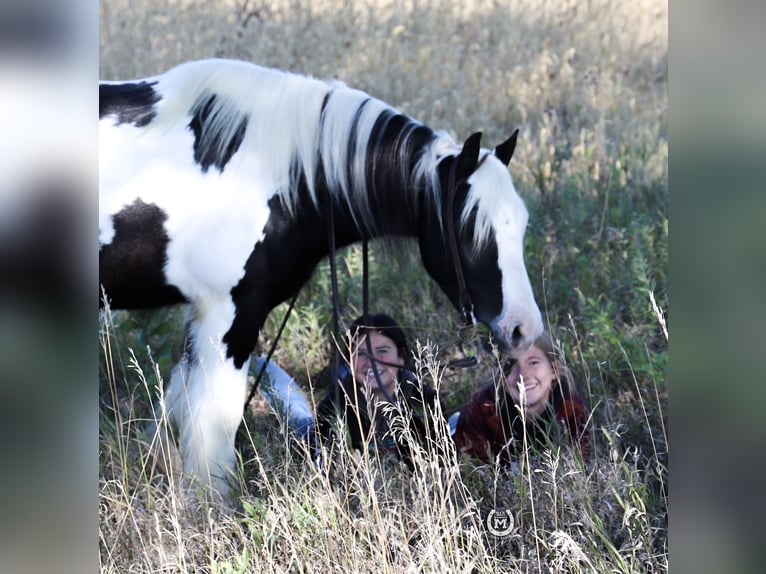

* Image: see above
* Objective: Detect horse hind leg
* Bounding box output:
[163,303,249,499]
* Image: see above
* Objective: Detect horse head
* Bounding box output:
[418,130,543,355]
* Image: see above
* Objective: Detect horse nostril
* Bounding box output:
[511,325,522,348]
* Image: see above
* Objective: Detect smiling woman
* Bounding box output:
[452,331,589,463]
[312,313,444,465]
[251,313,445,466]
[351,329,403,402]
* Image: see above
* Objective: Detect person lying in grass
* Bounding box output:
[256,313,444,466]
[451,331,589,464]
[314,313,444,465]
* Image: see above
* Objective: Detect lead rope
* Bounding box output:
[357,237,398,406]
[445,158,475,326]
[243,290,300,413]
[362,238,369,319]
[326,203,343,408]
[442,154,493,368]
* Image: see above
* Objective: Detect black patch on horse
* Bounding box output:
[99,81,161,127]
[364,110,436,233]
[188,93,249,173]
[223,167,336,370]
[99,199,185,309]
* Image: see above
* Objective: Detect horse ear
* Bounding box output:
[457,131,483,177]
[494,129,519,166]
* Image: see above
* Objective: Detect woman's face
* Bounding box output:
[504,345,557,414]
[352,330,403,401]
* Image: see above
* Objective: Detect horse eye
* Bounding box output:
[501,358,516,376]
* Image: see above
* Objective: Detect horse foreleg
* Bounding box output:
[164,303,249,497]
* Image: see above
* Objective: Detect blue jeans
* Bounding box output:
[252,357,315,442]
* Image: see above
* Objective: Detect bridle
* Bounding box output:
[445,151,490,327]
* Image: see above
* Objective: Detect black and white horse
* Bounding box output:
[99,58,543,493]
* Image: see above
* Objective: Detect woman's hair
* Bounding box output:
[502,331,575,393]
[347,313,411,367]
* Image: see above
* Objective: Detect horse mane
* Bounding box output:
[153,59,498,245]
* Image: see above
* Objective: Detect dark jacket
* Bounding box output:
[315,368,443,465]
[453,380,589,463]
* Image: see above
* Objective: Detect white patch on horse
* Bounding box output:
[466,155,543,343]
[100,74,279,298]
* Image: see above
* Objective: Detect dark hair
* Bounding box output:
[347,313,411,366]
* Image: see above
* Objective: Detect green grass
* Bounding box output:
[99,0,667,571]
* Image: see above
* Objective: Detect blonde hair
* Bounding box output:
[534,331,574,393]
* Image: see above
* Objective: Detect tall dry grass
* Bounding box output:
[99,0,667,571]
[100,306,667,572]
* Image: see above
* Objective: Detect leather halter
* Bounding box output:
[445,152,489,327]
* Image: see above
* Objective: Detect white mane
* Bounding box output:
[148,58,500,245]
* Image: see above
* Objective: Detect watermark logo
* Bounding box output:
[486,509,515,537]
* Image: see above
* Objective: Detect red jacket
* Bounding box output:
[453,381,589,463]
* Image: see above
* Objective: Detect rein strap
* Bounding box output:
[445,153,489,326]
[243,290,299,413]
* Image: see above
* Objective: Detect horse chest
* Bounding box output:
[100,122,286,305]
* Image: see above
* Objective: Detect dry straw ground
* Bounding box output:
[99,1,667,572]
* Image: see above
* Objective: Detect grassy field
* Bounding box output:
[99,0,667,571]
